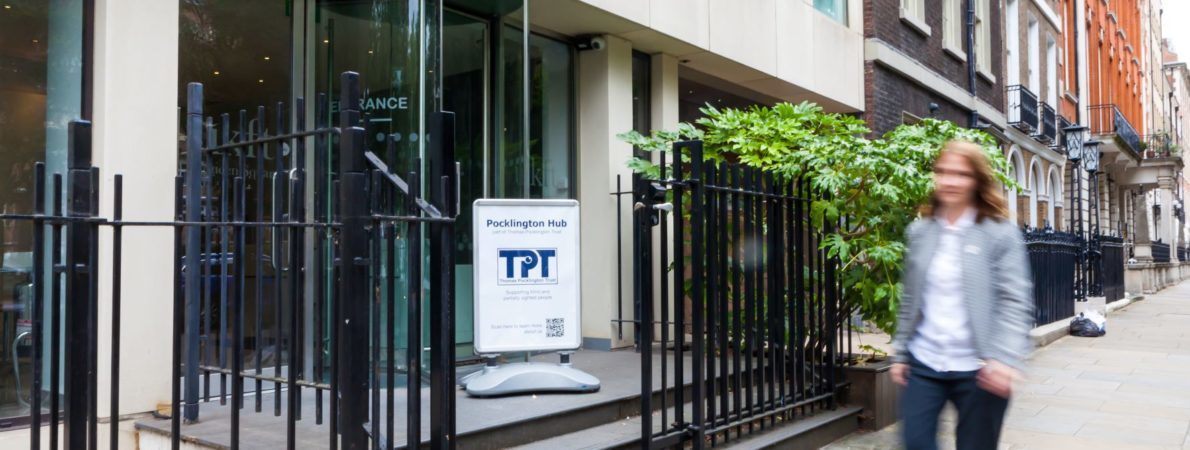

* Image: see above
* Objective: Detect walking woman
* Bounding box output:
[890,140,1034,450]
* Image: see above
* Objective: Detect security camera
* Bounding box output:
[576,35,607,51]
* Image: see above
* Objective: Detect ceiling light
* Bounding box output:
[4,5,11,9]
[368,50,374,54]
[258,79,264,84]
[323,39,329,44]
[213,70,220,75]
[263,56,270,61]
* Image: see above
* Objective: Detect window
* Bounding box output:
[631,51,651,158]
[814,0,848,25]
[1047,35,1058,105]
[976,0,993,78]
[1027,15,1040,90]
[900,0,929,36]
[1,0,86,423]
[943,0,965,59]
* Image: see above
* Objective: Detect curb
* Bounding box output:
[1028,294,1144,348]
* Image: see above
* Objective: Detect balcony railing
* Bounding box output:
[1007,85,1040,134]
[1142,133,1177,159]
[1038,102,1058,144]
[1089,104,1143,156]
[1152,240,1171,263]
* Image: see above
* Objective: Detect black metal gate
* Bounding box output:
[1024,228,1081,326]
[4,71,459,450]
[631,141,844,448]
[1093,235,1126,302]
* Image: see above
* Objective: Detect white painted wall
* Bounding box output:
[570,0,865,111]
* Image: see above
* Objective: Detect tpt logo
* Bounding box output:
[497,249,558,285]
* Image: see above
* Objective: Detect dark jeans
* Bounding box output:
[901,354,1010,450]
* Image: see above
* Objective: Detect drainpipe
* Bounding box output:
[966,0,980,128]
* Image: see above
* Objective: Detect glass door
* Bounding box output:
[442,9,488,357]
[0,0,85,424]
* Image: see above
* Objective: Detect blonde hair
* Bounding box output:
[920,140,1009,222]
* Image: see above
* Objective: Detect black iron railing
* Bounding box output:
[1153,241,1172,263]
[1090,235,1126,302]
[2,71,461,450]
[1024,228,1081,326]
[1143,133,1175,159]
[1089,104,1143,156]
[1007,85,1040,133]
[1038,102,1058,144]
[624,141,844,448]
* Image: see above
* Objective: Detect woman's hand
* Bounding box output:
[977,360,1021,399]
[891,362,909,386]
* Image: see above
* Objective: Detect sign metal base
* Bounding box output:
[462,353,600,397]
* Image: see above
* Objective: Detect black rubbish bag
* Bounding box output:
[1069,313,1105,337]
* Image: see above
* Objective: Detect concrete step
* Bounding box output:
[510,404,862,450]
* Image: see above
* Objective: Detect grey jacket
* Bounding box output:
[891,216,1035,371]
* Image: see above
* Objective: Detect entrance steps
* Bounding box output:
[134,349,860,449]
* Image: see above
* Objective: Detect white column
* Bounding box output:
[92,0,179,418]
[1160,175,1177,261]
[650,53,680,131]
[648,52,680,346]
[577,35,635,350]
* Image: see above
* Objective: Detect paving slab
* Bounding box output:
[827,280,1190,449]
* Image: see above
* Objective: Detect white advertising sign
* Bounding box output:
[472,199,581,354]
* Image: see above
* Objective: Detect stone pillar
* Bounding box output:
[577,34,635,350]
[1037,199,1049,228]
[1134,188,1153,261]
[649,52,679,345]
[1017,195,1030,228]
[92,0,180,419]
[1160,175,1178,262]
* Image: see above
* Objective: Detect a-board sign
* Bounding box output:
[472,199,581,354]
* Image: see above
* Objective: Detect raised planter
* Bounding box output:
[841,355,899,431]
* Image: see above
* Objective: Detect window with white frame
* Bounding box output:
[976,0,993,77]
[1047,34,1058,105]
[901,0,929,35]
[943,0,965,58]
[814,0,848,25]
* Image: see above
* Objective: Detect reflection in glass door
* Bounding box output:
[442,10,487,356]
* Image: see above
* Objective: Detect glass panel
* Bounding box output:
[442,9,487,353]
[178,0,294,383]
[631,51,650,157]
[495,25,574,199]
[528,34,573,199]
[495,23,524,198]
[0,0,83,421]
[814,0,847,25]
[314,0,439,366]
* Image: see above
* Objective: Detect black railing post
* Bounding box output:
[336,72,369,450]
[429,110,457,449]
[183,82,203,422]
[634,170,654,448]
[64,120,94,450]
[29,163,45,450]
[682,140,706,448]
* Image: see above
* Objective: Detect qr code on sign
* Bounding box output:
[546,318,565,337]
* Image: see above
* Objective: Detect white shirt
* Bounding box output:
[908,208,983,373]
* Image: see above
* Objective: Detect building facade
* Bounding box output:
[0,0,865,443]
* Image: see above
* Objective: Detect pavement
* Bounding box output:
[826,281,1190,450]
